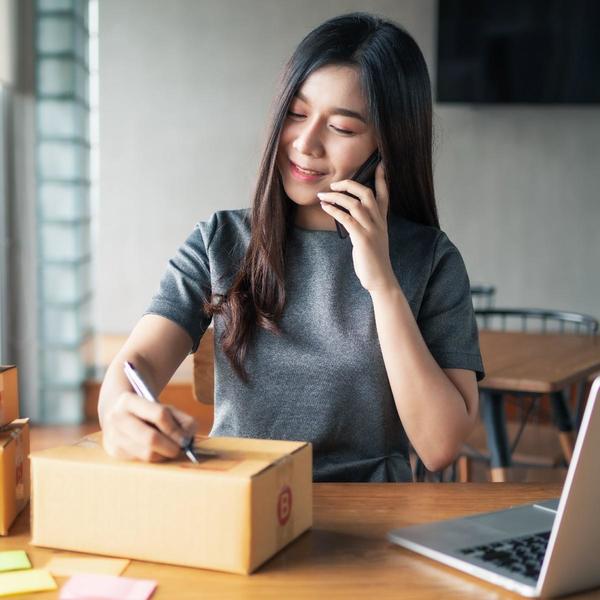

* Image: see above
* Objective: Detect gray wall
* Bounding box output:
[97,0,600,339]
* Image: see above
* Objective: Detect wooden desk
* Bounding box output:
[478,331,600,481]
[7,483,600,599]
[479,331,600,393]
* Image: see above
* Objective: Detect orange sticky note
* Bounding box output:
[43,555,130,577]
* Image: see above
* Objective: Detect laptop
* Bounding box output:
[387,376,600,598]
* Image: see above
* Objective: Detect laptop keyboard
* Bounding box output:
[459,531,551,581]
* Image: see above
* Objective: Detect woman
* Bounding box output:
[99,12,484,482]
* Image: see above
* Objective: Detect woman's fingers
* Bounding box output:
[323,164,389,226]
[102,392,199,462]
[116,411,181,460]
[319,200,361,238]
[168,406,199,445]
[103,415,171,462]
[109,416,170,462]
[120,394,188,447]
[317,191,373,230]
[374,161,389,221]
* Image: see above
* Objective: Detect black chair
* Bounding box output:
[470,284,496,309]
[471,308,598,481]
[475,308,598,336]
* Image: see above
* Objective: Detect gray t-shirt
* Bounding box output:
[145,208,484,482]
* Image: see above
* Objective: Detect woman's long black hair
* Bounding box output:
[204,12,439,383]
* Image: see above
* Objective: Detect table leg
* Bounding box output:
[550,390,575,464]
[481,390,511,482]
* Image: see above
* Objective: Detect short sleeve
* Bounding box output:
[417,232,485,381]
[144,222,213,353]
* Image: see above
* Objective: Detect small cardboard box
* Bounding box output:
[0,366,19,428]
[0,418,30,535]
[31,433,312,574]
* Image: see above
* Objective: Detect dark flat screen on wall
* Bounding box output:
[436,0,600,103]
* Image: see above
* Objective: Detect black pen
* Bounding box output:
[123,361,213,463]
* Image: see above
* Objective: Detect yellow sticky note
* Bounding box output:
[43,555,130,577]
[0,550,31,572]
[0,569,57,596]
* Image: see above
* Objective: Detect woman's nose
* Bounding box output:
[292,120,324,157]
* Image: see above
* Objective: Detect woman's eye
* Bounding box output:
[287,111,354,135]
[331,125,354,135]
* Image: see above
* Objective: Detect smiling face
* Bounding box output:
[276,64,378,230]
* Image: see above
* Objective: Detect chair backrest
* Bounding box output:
[192,327,215,404]
[475,308,599,335]
[470,285,496,309]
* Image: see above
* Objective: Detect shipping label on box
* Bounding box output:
[0,366,19,428]
[0,418,30,535]
[31,433,312,574]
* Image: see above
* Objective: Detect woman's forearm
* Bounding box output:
[98,350,158,428]
[369,281,476,471]
[97,315,194,428]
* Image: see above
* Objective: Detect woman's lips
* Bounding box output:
[289,159,326,182]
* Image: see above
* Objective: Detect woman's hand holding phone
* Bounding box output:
[331,151,380,240]
[317,160,398,294]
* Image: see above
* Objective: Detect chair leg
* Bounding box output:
[574,380,590,430]
[456,455,471,483]
[481,390,512,482]
[550,390,575,465]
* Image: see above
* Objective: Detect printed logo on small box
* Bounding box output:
[15,434,25,499]
[277,485,292,526]
[15,460,25,500]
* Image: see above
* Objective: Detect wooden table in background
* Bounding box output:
[479,331,600,393]
[7,483,600,599]
[478,331,600,481]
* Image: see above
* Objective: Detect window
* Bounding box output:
[0,85,8,363]
[35,0,92,422]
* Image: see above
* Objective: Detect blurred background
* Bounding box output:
[1,0,599,482]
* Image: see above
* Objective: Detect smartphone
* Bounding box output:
[333,150,381,239]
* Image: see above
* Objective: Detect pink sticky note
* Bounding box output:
[59,573,157,600]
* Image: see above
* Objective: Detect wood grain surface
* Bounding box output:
[6,482,599,599]
[479,331,600,392]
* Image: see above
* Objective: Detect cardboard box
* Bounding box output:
[0,418,30,535]
[31,433,312,574]
[0,366,19,428]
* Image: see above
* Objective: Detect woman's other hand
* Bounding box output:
[102,391,198,462]
[317,162,397,294]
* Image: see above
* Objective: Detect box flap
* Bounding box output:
[30,431,309,479]
[0,418,29,449]
[0,365,16,374]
